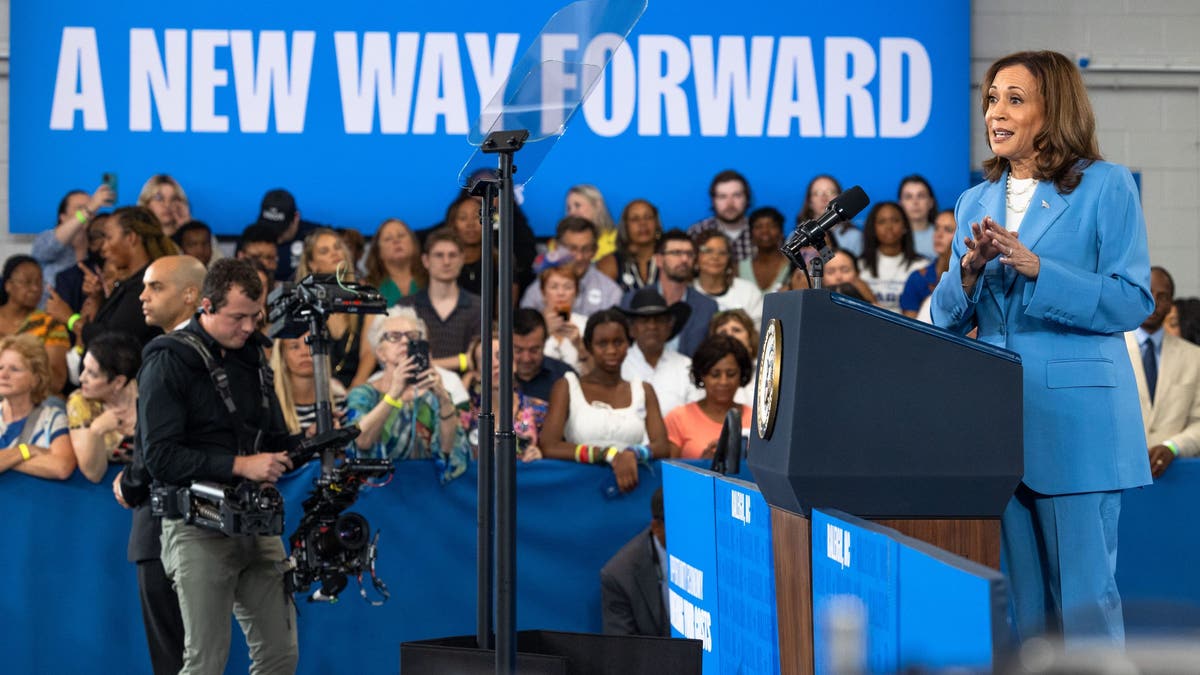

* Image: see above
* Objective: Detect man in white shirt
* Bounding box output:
[619,288,701,416]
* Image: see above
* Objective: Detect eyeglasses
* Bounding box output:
[380,330,421,344]
[560,243,597,256]
[698,247,729,258]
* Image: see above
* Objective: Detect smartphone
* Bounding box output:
[101,172,118,203]
[406,339,430,384]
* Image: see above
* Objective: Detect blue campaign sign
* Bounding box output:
[663,461,720,673]
[895,540,1007,671]
[713,476,779,675]
[811,509,899,675]
[12,1,969,236]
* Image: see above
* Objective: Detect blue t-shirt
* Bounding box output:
[0,405,69,448]
[899,265,941,313]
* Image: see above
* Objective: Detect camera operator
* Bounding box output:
[141,258,299,674]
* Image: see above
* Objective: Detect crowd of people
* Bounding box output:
[3,140,1200,663]
[4,168,1200,488]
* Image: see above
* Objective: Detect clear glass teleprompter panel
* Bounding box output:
[458,0,647,188]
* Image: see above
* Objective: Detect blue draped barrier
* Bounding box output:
[2,457,1196,673]
[0,459,665,674]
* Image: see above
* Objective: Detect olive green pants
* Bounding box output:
[160,519,298,675]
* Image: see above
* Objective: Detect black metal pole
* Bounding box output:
[305,321,336,476]
[494,146,518,675]
[473,179,497,650]
[810,256,824,290]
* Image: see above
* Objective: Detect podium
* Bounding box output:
[746,290,1022,675]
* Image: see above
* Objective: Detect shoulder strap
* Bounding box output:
[163,331,237,416]
[16,403,47,447]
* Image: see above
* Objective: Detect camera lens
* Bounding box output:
[334,513,369,552]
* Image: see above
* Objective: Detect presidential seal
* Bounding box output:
[756,318,782,439]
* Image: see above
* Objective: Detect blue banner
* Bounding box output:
[811,509,899,675]
[713,476,779,675]
[663,461,721,672]
[12,1,970,236]
[895,536,1005,669]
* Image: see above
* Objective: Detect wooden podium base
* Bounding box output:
[771,507,1000,675]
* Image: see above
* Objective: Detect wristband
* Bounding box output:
[1164,440,1180,457]
[75,209,89,225]
[629,444,652,463]
[18,443,31,461]
[68,313,82,332]
[574,444,588,463]
[604,446,621,464]
[458,353,469,373]
[382,393,404,409]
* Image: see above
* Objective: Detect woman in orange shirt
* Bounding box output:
[664,335,752,459]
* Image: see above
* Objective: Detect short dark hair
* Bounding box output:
[513,308,548,339]
[202,258,263,313]
[174,220,212,245]
[583,309,631,351]
[57,189,88,222]
[556,216,597,242]
[657,228,694,255]
[0,255,40,306]
[749,207,785,231]
[84,331,142,382]
[1151,266,1176,299]
[708,169,751,205]
[238,224,277,252]
[424,227,464,254]
[690,334,752,387]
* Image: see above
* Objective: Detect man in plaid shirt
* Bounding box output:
[686,169,754,265]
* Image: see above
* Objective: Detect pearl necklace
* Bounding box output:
[1006,174,1038,214]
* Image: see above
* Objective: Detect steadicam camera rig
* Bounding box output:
[150,328,289,537]
[267,273,393,603]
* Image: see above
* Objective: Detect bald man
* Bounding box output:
[114,254,205,674]
[139,255,206,330]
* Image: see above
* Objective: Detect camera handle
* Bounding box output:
[304,317,338,479]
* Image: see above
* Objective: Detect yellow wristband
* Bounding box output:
[458,353,469,373]
[75,209,89,225]
[68,313,82,332]
[382,393,404,409]
[1164,440,1180,457]
[18,443,31,461]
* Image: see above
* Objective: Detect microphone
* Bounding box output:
[781,186,870,267]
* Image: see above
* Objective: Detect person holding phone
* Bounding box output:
[536,254,589,373]
[396,228,481,379]
[345,306,469,483]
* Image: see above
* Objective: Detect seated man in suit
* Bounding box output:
[1126,266,1200,477]
[600,488,668,637]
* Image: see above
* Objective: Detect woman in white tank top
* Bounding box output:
[541,309,671,493]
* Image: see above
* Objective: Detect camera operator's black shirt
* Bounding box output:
[139,318,292,487]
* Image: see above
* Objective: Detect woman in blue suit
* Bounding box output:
[931,51,1154,646]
